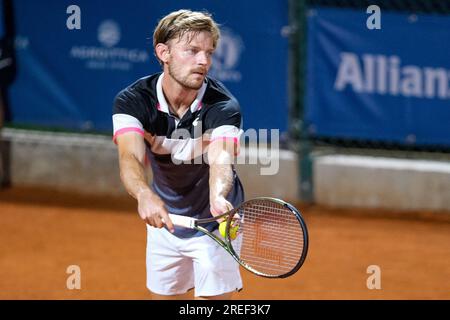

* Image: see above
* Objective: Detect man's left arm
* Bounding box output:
[205,98,242,217]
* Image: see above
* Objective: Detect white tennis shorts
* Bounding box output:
[146,224,243,297]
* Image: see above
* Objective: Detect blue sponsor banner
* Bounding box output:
[9,0,288,132]
[306,7,450,146]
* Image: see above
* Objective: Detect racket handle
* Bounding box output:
[163,214,196,229]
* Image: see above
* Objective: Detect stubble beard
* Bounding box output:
[168,63,204,90]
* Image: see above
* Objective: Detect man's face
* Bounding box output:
[166,31,215,90]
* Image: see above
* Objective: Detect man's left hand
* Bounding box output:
[210,196,233,219]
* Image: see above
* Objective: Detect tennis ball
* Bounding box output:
[219,221,239,240]
[219,221,227,238]
[229,224,239,240]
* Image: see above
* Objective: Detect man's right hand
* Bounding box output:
[136,189,174,233]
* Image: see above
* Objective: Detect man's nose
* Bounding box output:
[197,52,209,65]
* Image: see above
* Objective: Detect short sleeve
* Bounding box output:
[204,99,243,143]
[112,89,148,143]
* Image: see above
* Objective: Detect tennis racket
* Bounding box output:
[165,197,309,278]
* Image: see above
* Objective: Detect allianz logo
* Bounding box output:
[70,20,149,63]
[210,28,243,82]
[334,52,450,100]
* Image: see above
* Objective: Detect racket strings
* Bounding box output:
[230,200,306,277]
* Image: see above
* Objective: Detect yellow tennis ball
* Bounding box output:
[229,224,239,240]
[219,221,227,238]
[219,221,239,240]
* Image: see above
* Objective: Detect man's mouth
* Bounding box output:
[192,70,206,76]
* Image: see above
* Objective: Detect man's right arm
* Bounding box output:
[116,132,174,232]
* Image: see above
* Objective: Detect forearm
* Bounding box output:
[119,153,154,200]
[209,163,233,200]
[208,139,236,201]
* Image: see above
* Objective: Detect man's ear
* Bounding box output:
[155,43,170,64]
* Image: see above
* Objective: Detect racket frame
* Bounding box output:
[168,197,309,278]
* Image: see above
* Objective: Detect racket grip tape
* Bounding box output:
[163,214,196,229]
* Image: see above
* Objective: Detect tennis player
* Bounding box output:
[112,10,244,300]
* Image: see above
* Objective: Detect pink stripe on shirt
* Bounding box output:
[209,136,240,156]
[113,127,144,144]
[210,136,238,144]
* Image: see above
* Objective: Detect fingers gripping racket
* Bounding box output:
[166,197,309,278]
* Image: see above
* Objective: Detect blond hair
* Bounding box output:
[153,9,220,62]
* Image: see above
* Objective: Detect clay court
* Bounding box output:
[1,186,449,300]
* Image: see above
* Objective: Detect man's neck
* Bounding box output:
[162,74,198,119]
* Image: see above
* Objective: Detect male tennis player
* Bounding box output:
[112,10,244,300]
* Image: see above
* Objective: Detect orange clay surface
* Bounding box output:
[1,186,449,300]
